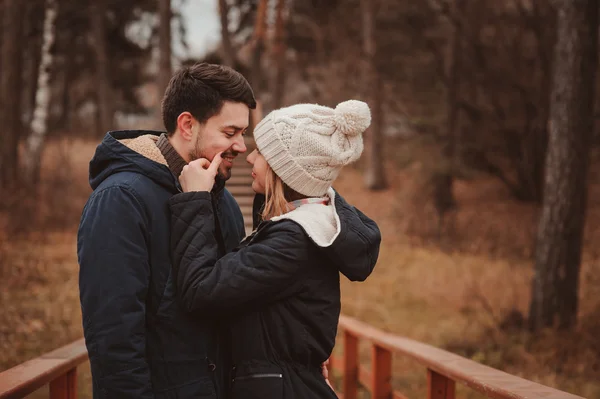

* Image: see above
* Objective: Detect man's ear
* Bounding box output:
[176,112,194,142]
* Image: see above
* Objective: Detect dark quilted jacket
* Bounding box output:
[78,130,245,399]
[170,191,381,399]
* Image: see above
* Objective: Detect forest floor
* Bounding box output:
[1,138,599,398]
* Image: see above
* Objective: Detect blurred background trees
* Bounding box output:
[1,0,599,333]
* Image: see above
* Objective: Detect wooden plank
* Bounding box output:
[393,390,410,399]
[372,344,392,399]
[337,315,584,399]
[343,331,359,399]
[358,365,371,391]
[428,369,455,399]
[49,368,77,399]
[0,339,87,399]
[329,353,344,373]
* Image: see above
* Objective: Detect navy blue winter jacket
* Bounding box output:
[170,188,381,398]
[77,130,245,398]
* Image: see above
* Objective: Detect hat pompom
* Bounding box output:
[334,100,371,137]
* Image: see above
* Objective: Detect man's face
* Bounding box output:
[189,101,249,180]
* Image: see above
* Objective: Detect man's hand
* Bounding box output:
[179,153,222,193]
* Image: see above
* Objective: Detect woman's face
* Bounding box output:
[246,149,268,194]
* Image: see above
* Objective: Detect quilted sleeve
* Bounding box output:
[169,191,305,313]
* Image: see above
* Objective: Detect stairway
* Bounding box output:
[227,139,257,236]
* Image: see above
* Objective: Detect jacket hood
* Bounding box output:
[89,130,178,190]
[271,188,381,281]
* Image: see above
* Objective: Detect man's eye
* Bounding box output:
[225,131,235,137]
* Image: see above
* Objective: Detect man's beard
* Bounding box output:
[189,139,236,181]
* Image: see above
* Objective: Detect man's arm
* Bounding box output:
[78,186,154,399]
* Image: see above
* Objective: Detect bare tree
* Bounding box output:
[432,0,465,237]
[251,0,268,94]
[158,0,173,98]
[0,0,24,190]
[247,0,268,134]
[218,0,236,67]
[361,0,387,190]
[90,0,113,135]
[23,0,58,185]
[272,0,288,108]
[529,0,599,330]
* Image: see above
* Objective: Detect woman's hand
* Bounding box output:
[179,153,222,193]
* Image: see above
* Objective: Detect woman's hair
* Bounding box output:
[262,165,306,220]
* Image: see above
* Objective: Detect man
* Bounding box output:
[78,63,256,398]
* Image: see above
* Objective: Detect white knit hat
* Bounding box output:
[253,100,371,196]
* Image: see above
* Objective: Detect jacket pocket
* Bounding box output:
[231,372,283,399]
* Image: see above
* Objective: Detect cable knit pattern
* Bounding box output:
[253,100,371,196]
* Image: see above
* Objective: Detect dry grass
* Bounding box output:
[0,139,94,398]
[333,165,600,398]
[1,139,600,398]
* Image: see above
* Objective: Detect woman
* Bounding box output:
[170,100,381,398]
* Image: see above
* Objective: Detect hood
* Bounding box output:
[89,130,177,191]
[271,188,381,281]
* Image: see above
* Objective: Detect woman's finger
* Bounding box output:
[190,158,211,169]
[208,152,223,175]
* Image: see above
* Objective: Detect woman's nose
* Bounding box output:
[246,149,256,164]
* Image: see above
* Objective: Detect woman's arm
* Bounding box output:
[170,191,306,313]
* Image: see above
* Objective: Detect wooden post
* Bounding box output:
[371,344,392,399]
[49,368,77,399]
[343,331,359,399]
[427,369,455,399]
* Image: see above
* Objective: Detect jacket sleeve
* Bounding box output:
[78,186,154,399]
[330,190,382,281]
[170,191,305,313]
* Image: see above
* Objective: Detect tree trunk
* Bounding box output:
[251,0,268,94]
[272,0,287,109]
[433,0,464,236]
[361,0,387,190]
[529,0,599,331]
[0,0,24,190]
[218,0,235,67]
[23,0,44,124]
[158,0,172,98]
[90,0,113,136]
[247,0,268,136]
[23,0,58,186]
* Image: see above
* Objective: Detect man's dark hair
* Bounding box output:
[161,63,256,135]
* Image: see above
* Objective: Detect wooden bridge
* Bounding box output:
[0,134,586,399]
[0,314,583,399]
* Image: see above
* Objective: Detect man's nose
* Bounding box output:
[232,135,247,154]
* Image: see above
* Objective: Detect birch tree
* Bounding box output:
[23,0,58,185]
[158,0,173,98]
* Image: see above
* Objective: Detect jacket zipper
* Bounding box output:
[233,373,283,381]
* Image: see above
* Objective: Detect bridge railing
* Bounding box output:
[328,315,584,399]
[0,338,87,399]
[0,317,586,399]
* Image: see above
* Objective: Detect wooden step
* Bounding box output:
[234,196,254,207]
[227,175,254,186]
[227,185,255,196]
